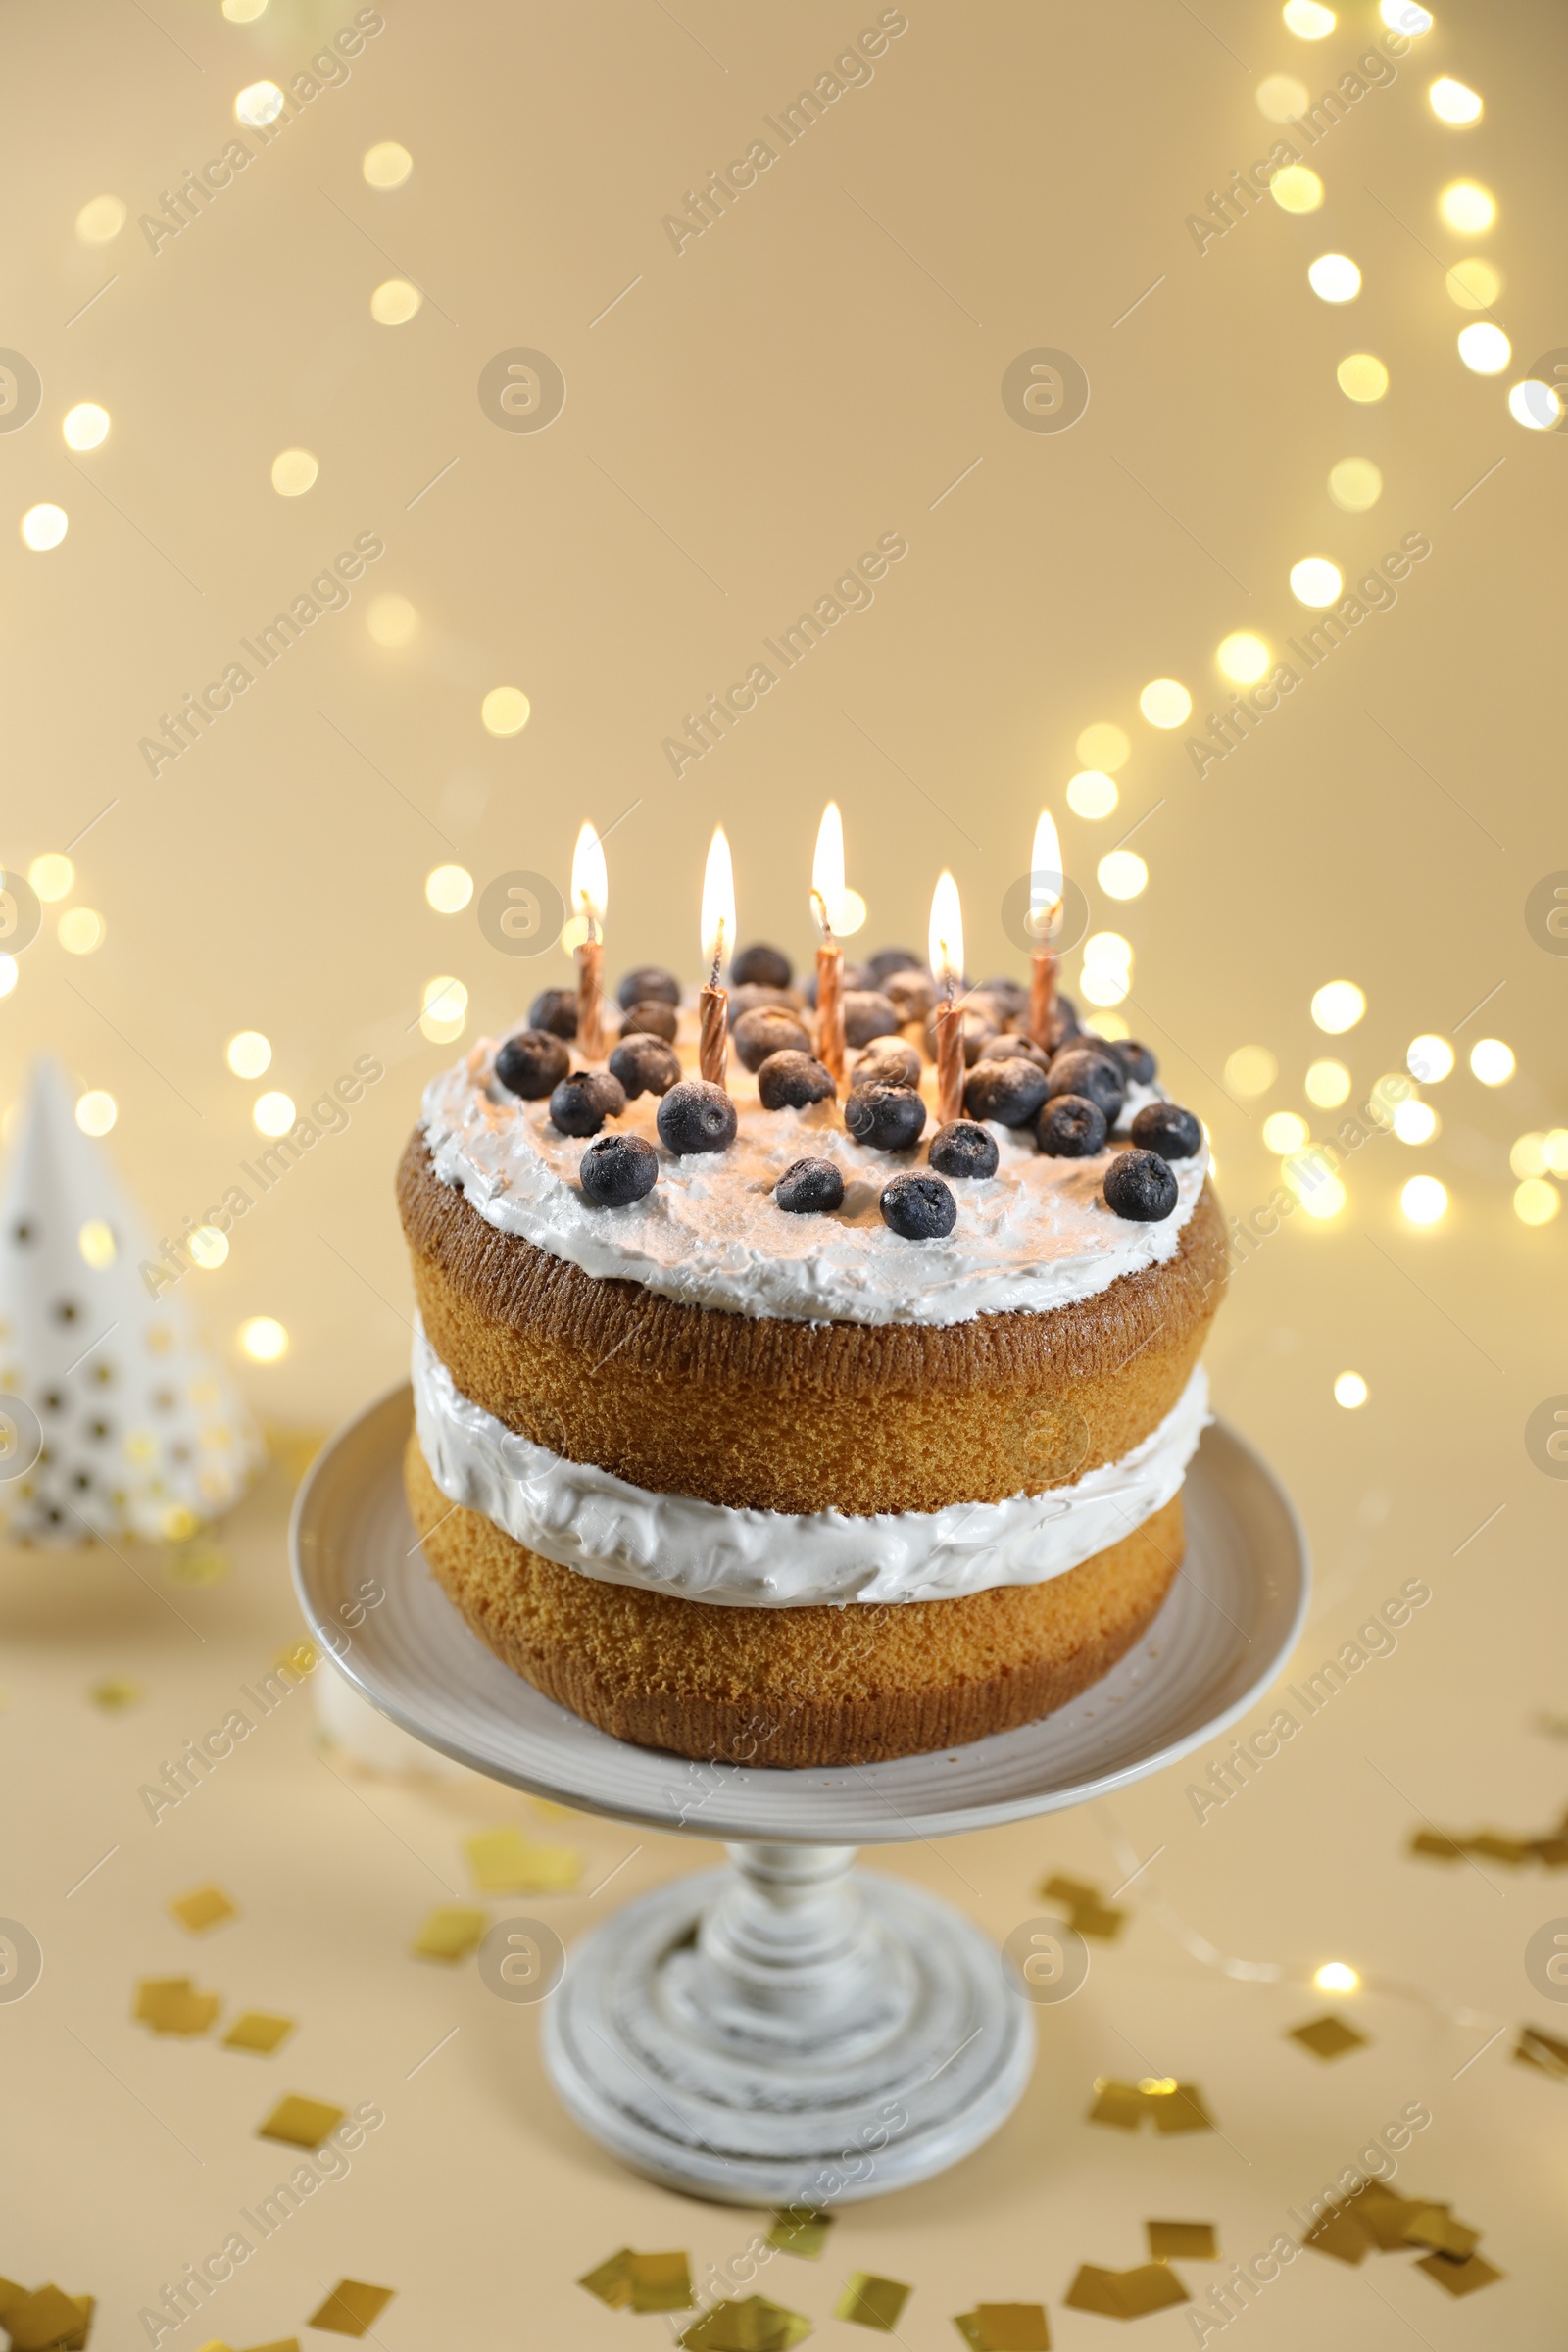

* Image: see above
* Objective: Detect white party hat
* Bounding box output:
[0,1056,262,1545]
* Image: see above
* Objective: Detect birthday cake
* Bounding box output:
[399,935,1225,1768]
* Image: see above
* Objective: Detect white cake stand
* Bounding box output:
[291,1386,1307,2207]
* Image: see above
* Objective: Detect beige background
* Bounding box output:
[4,0,1568,2343]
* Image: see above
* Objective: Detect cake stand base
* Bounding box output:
[542,1840,1033,2205]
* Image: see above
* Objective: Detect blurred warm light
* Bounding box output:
[1311,980,1365,1034]
[59,907,105,955]
[1457,322,1510,375]
[75,194,125,243]
[188,1226,228,1271]
[1430,77,1482,124]
[1217,633,1269,685]
[1308,254,1360,303]
[0,957,16,999]
[1028,811,1062,946]
[1394,1099,1438,1145]
[835,888,867,937]
[253,1091,296,1136]
[425,865,473,913]
[270,448,318,497]
[1139,678,1192,728]
[239,1316,288,1362]
[1283,1,1334,36]
[420,976,468,1044]
[1510,380,1562,431]
[572,822,609,930]
[223,0,268,16]
[367,593,418,646]
[226,1031,271,1078]
[363,141,413,188]
[1400,1175,1447,1225]
[481,686,530,735]
[235,81,285,128]
[63,403,109,451]
[1381,0,1431,27]
[1098,850,1147,901]
[75,1090,117,1136]
[1440,181,1495,235]
[78,1220,116,1270]
[1544,1132,1568,1178]
[370,278,422,325]
[1225,1045,1277,1099]
[1314,1959,1361,1988]
[1305,1059,1351,1108]
[1469,1038,1513,1085]
[1264,1111,1309,1154]
[1271,166,1324,214]
[927,869,963,988]
[1406,1033,1453,1082]
[1446,257,1500,310]
[1329,458,1383,513]
[1084,1011,1130,1043]
[1075,723,1129,771]
[1337,354,1389,403]
[28,854,74,902]
[1288,1158,1347,1219]
[1080,963,1131,1007]
[22,505,68,551]
[1510,1133,1547,1179]
[1084,931,1131,971]
[1067,770,1118,819]
[1514,1179,1560,1228]
[1256,74,1308,122]
[1291,557,1343,607]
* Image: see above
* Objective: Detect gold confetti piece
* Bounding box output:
[1401,2206,1481,2258]
[1061,2268,1124,2319]
[169,1884,236,1934]
[767,2209,834,2260]
[1532,1836,1568,1866]
[1147,2081,1214,2134]
[1065,2264,1188,2321]
[0,2283,27,2323]
[1408,1830,1466,1862]
[1288,2014,1369,2061]
[221,2010,295,2055]
[680,2296,812,2351]
[627,2253,695,2314]
[834,2275,910,2331]
[133,1976,220,2035]
[89,1677,141,1710]
[1040,1873,1126,1941]
[1466,1831,1536,1864]
[238,2340,301,2351]
[463,1823,581,1894]
[1415,2251,1503,2297]
[579,2250,634,2309]
[257,2092,346,2149]
[193,2340,233,2351]
[1301,2207,1371,2265]
[1146,2222,1218,2262]
[953,2304,1051,2349]
[5,2286,92,2352]
[306,2281,396,2338]
[1515,2024,1568,2081]
[1088,2078,1146,2130]
[411,1904,487,1962]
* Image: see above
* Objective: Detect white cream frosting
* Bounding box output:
[412,1318,1209,1608]
[419,1029,1206,1330]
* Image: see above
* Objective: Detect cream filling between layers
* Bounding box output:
[412,1319,1209,1609]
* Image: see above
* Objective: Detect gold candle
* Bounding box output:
[928,868,965,1124]
[571,820,608,1059]
[698,824,735,1089]
[1028,808,1063,1049]
[810,801,848,1084]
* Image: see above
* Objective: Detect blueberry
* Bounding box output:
[978,1034,1051,1070]
[883,967,936,1022]
[1036,1094,1108,1158]
[730,943,794,989]
[1045,1046,1125,1124]
[619,999,678,1043]
[608,1034,681,1100]
[494,1028,570,1100]
[615,964,681,1012]
[775,1157,845,1214]
[963,1057,1050,1127]
[657,1079,738,1155]
[549,1068,626,1137]
[923,1004,999,1068]
[733,1004,812,1072]
[528,987,578,1040]
[1111,1037,1157,1086]
[757,1051,836,1110]
[867,947,924,986]
[579,1133,659,1208]
[929,1120,999,1179]
[979,975,1030,1021]
[881,1171,957,1240]
[1103,1149,1178,1222]
[842,990,902,1049]
[844,1083,927,1153]
[1130,1101,1201,1159]
[853,1037,922,1091]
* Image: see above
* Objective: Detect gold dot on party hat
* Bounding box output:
[1457,322,1510,375]
[1308,253,1360,303]
[63,402,110,450]
[1310,980,1365,1033]
[1290,557,1343,608]
[1332,1378,1367,1412]
[363,140,413,188]
[1139,677,1191,728]
[1255,73,1307,121]
[28,853,74,901]
[239,1315,287,1361]
[75,1090,117,1136]
[270,447,318,497]
[22,504,68,551]
[1440,179,1495,234]
[1217,632,1269,684]
[1328,457,1382,512]
[1446,256,1500,309]
[1430,76,1482,124]
[481,685,530,735]
[425,865,473,913]
[75,193,126,243]
[253,1090,295,1136]
[1337,353,1389,402]
[78,1220,117,1270]
[226,1030,271,1078]
[367,593,417,646]
[1271,165,1324,213]
[1067,770,1118,819]
[370,277,422,325]
[1224,1045,1276,1098]
[59,907,105,955]
[1075,722,1129,771]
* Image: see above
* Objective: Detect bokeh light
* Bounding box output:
[1271,166,1324,214]
[1075,723,1129,771]
[1510,381,1562,431]
[1446,257,1500,310]
[222,0,268,17]
[75,1090,117,1136]
[425,865,474,913]
[270,448,318,497]
[1225,1045,1277,1099]
[1514,1179,1560,1227]
[1305,1059,1351,1107]
[367,594,418,647]
[1469,1038,1514,1085]
[1337,354,1389,403]
[226,1031,271,1078]
[1256,74,1308,122]
[1334,1375,1368,1411]
[1406,1035,1454,1082]
[235,81,285,128]
[1430,77,1482,123]
[28,854,74,902]
[0,957,16,999]
[1457,322,1510,375]
[1291,557,1343,607]
[1510,1134,1548,1179]
[1401,1175,1447,1225]
[370,278,422,325]
[1139,679,1191,728]
[1263,1111,1309,1154]
[1283,1,1334,36]
[363,141,413,188]
[1308,254,1360,303]
[1217,633,1269,685]
[62,403,110,451]
[1066,771,1118,819]
[22,505,68,551]
[1440,181,1495,234]
[239,1316,288,1361]
[1394,1099,1438,1145]
[1381,1,1431,28]
[78,1220,116,1270]
[59,908,105,955]
[1097,851,1147,901]
[481,687,530,736]
[420,976,468,1043]
[188,1226,229,1270]
[75,194,125,243]
[253,1091,296,1136]
[1314,1960,1361,1989]
[1329,458,1383,512]
[1311,981,1365,1034]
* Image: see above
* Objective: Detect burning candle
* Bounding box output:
[571,820,609,1060]
[811,802,847,1084]
[1027,808,1063,1049]
[928,868,965,1124]
[699,824,735,1088]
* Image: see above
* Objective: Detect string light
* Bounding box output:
[1314,1960,1361,1989]
[1256,74,1308,122]
[1224,1046,1277,1099]
[270,448,318,497]
[62,403,109,450]
[235,81,285,128]
[226,1032,271,1078]
[1446,257,1500,308]
[1075,722,1129,769]
[1457,322,1510,374]
[1430,77,1482,124]
[367,595,417,646]
[1328,458,1382,512]
[370,278,422,324]
[1282,1,1335,37]
[481,686,529,735]
[253,1091,296,1137]
[1067,771,1118,819]
[22,505,68,551]
[75,1091,117,1136]
[1139,678,1191,727]
[363,141,413,187]
[1406,1033,1453,1081]
[238,1316,288,1361]
[188,1226,228,1270]
[1469,1038,1514,1085]
[1514,1180,1559,1227]
[425,866,473,913]
[78,1220,117,1270]
[27,854,74,902]
[75,194,125,243]
[1307,254,1360,303]
[1217,633,1269,684]
[1305,1059,1351,1107]
[1510,380,1561,430]
[1097,851,1147,901]
[1439,180,1495,233]
[1290,557,1343,607]
[1401,1174,1448,1225]
[1263,1111,1309,1153]
[1337,353,1389,402]
[1310,980,1365,1033]
[1332,1378,1367,1414]
[1271,165,1324,213]
[1394,1099,1439,1145]
[58,908,105,955]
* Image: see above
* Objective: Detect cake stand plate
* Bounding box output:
[291,1384,1307,2204]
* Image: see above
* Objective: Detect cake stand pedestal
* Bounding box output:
[291,1386,1307,2206]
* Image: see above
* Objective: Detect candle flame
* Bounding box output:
[701,824,736,973]
[811,802,845,936]
[1030,809,1063,941]
[928,869,963,987]
[571,820,608,929]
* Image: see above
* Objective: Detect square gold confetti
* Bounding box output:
[1466,1831,1535,1864]
[1408,1830,1466,1862]
[221,2010,295,2055]
[89,1677,141,1710]
[5,2286,91,2352]
[1147,2221,1218,2262]
[57,2297,94,2352]
[1061,2269,1124,2319]
[1301,2207,1371,2265]
[627,2253,694,2315]
[134,1977,220,2035]
[1533,1836,1568,1867]
[1346,2184,1425,2251]
[835,2276,909,2332]
[239,2341,302,2351]
[953,2304,1051,2350]
[767,2209,834,2260]
[680,2297,812,2351]
[1147,2081,1214,2133]
[0,2279,25,2321]
[1065,2264,1188,2320]
[1401,2206,1480,2258]
[257,2093,346,2149]
[1516,2024,1568,2081]
[1040,1873,1126,1940]
[306,2281,396,2338]
[1288,2014,1369,2061]
[1088,2077,1145,2130]
[193,2341,234,2351]
[411,1904,487,1962]
[169,1885,236,1934]
[1415,2252,1503,2297]
[463,1824,581,1894]
[579,2250,634,2309]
